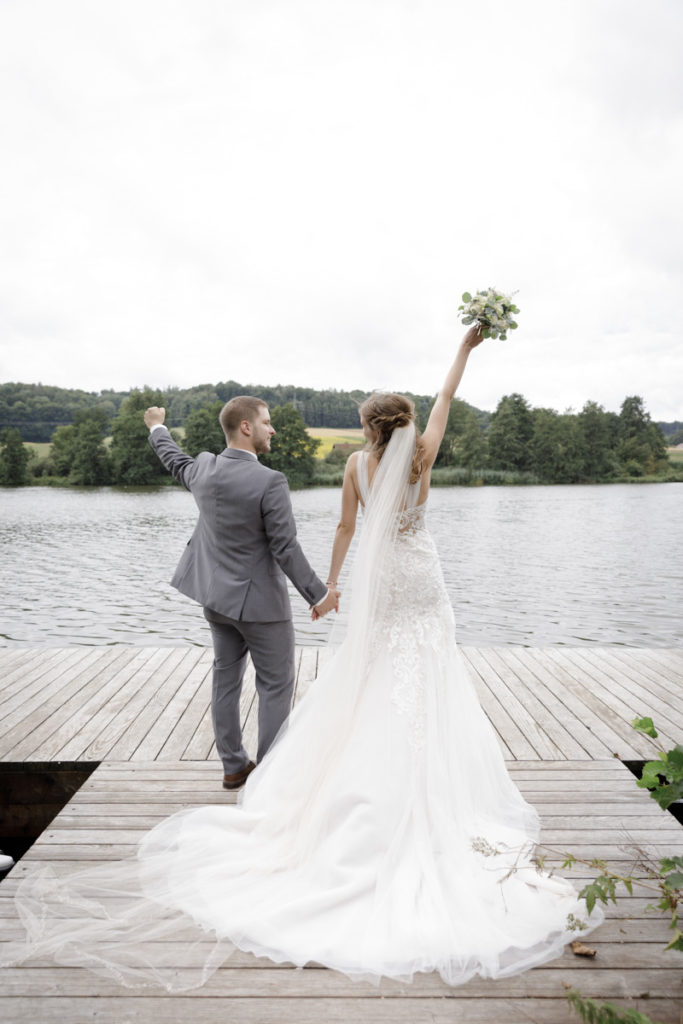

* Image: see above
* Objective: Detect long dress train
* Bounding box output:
[2,424,603,990]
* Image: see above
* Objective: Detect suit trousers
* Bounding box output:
[203,608,296,774]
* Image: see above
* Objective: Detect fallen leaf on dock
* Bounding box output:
[570,940,596,958]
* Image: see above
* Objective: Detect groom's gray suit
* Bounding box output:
[149,426,327,773]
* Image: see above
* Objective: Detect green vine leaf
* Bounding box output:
[664,929,683,952]
[632,716,658,738]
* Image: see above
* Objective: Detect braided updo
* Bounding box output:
[358,392,425,484]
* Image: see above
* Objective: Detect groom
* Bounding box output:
[144,398,339,790]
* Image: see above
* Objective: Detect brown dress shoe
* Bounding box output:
[222,760,256,790]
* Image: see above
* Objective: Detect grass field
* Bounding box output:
[668,448,683,464]
[307,428,365,458]
[23,442,52,457]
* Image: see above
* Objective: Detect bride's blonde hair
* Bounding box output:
[358,392,424,484]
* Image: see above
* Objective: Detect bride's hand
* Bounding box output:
[462,325,484,350]
[311,588,340,620]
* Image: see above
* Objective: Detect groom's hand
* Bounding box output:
[144,406,166,429]
[311,588,340,620]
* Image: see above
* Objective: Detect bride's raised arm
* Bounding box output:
[419,325,484,468]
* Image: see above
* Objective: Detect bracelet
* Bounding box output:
[326,579,337,587]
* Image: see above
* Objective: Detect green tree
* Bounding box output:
[577,401,618,481]
[50,424,77,476]
[434,399,487,468]
[0,427,30,485]
[48,408,112,484]
[261,404,321,488]
[617,396,667,475]
[109,389,171,485]
[487,393,534,471]
[69,408,111,485]
[183,401,225,456]
[530,408,582,483]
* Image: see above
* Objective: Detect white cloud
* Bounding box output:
[0,0,681,419]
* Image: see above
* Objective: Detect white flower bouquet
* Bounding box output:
[457,287,519,340]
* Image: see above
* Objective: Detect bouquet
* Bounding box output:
[457,287,519,340]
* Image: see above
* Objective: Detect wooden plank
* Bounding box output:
[0,648,102,739]
[642,649,683,682]
[594,648,683,725]
[294,645,318,702]
[0,962,681,1000]
[8,648,142,761]
[156,654,213,760]
[130,648,209,761]
[523,649,641,758]
[26,825,682,849]
[78,648,188,761]
[0,997,678,1024]
[0,648,122,758]
[465,648,561,759]
[0,647,108,712]
[554,648,679,753]
[501,648,615,759]
[49,649,154,761]
[481,648,584,759]
[106,648,202,761]
[0,647,79,706]
[0,647,44,678]
[458,649,521,759]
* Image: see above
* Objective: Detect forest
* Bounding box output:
[0,380,681,489]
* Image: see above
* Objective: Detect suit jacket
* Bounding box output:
[149,427,327,622]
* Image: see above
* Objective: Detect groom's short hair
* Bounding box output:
[219,396,267,438]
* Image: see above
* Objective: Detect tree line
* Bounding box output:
[0,380,438,441]
[432,393,674,484]
[0,385,680,488]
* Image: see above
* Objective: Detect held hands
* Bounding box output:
[144,406,166,429]
[311,588,341,621]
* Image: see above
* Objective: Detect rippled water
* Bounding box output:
[1,483,681,648]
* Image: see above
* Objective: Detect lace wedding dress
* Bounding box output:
[3,424,602,990]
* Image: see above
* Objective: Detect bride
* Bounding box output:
[3,326,602,990]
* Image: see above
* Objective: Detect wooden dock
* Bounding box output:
[1,645,682,1023]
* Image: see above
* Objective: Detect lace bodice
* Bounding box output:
[356,451,452,750]
[357,451,426,534]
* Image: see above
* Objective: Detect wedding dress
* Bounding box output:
[2,423,602,990]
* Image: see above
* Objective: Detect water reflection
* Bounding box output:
[0,484,681,648]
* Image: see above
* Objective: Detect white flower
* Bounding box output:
[458,286,519,340]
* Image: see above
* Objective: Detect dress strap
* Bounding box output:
[357,451,369,505]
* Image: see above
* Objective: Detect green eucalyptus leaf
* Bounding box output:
[462,291,472,303]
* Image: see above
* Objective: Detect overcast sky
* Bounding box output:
[1,0,681,419]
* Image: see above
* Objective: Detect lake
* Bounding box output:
[0,484,681,648]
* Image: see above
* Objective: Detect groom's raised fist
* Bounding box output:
[144,406,166,429]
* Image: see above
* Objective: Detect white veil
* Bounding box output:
[329,420,417,647]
